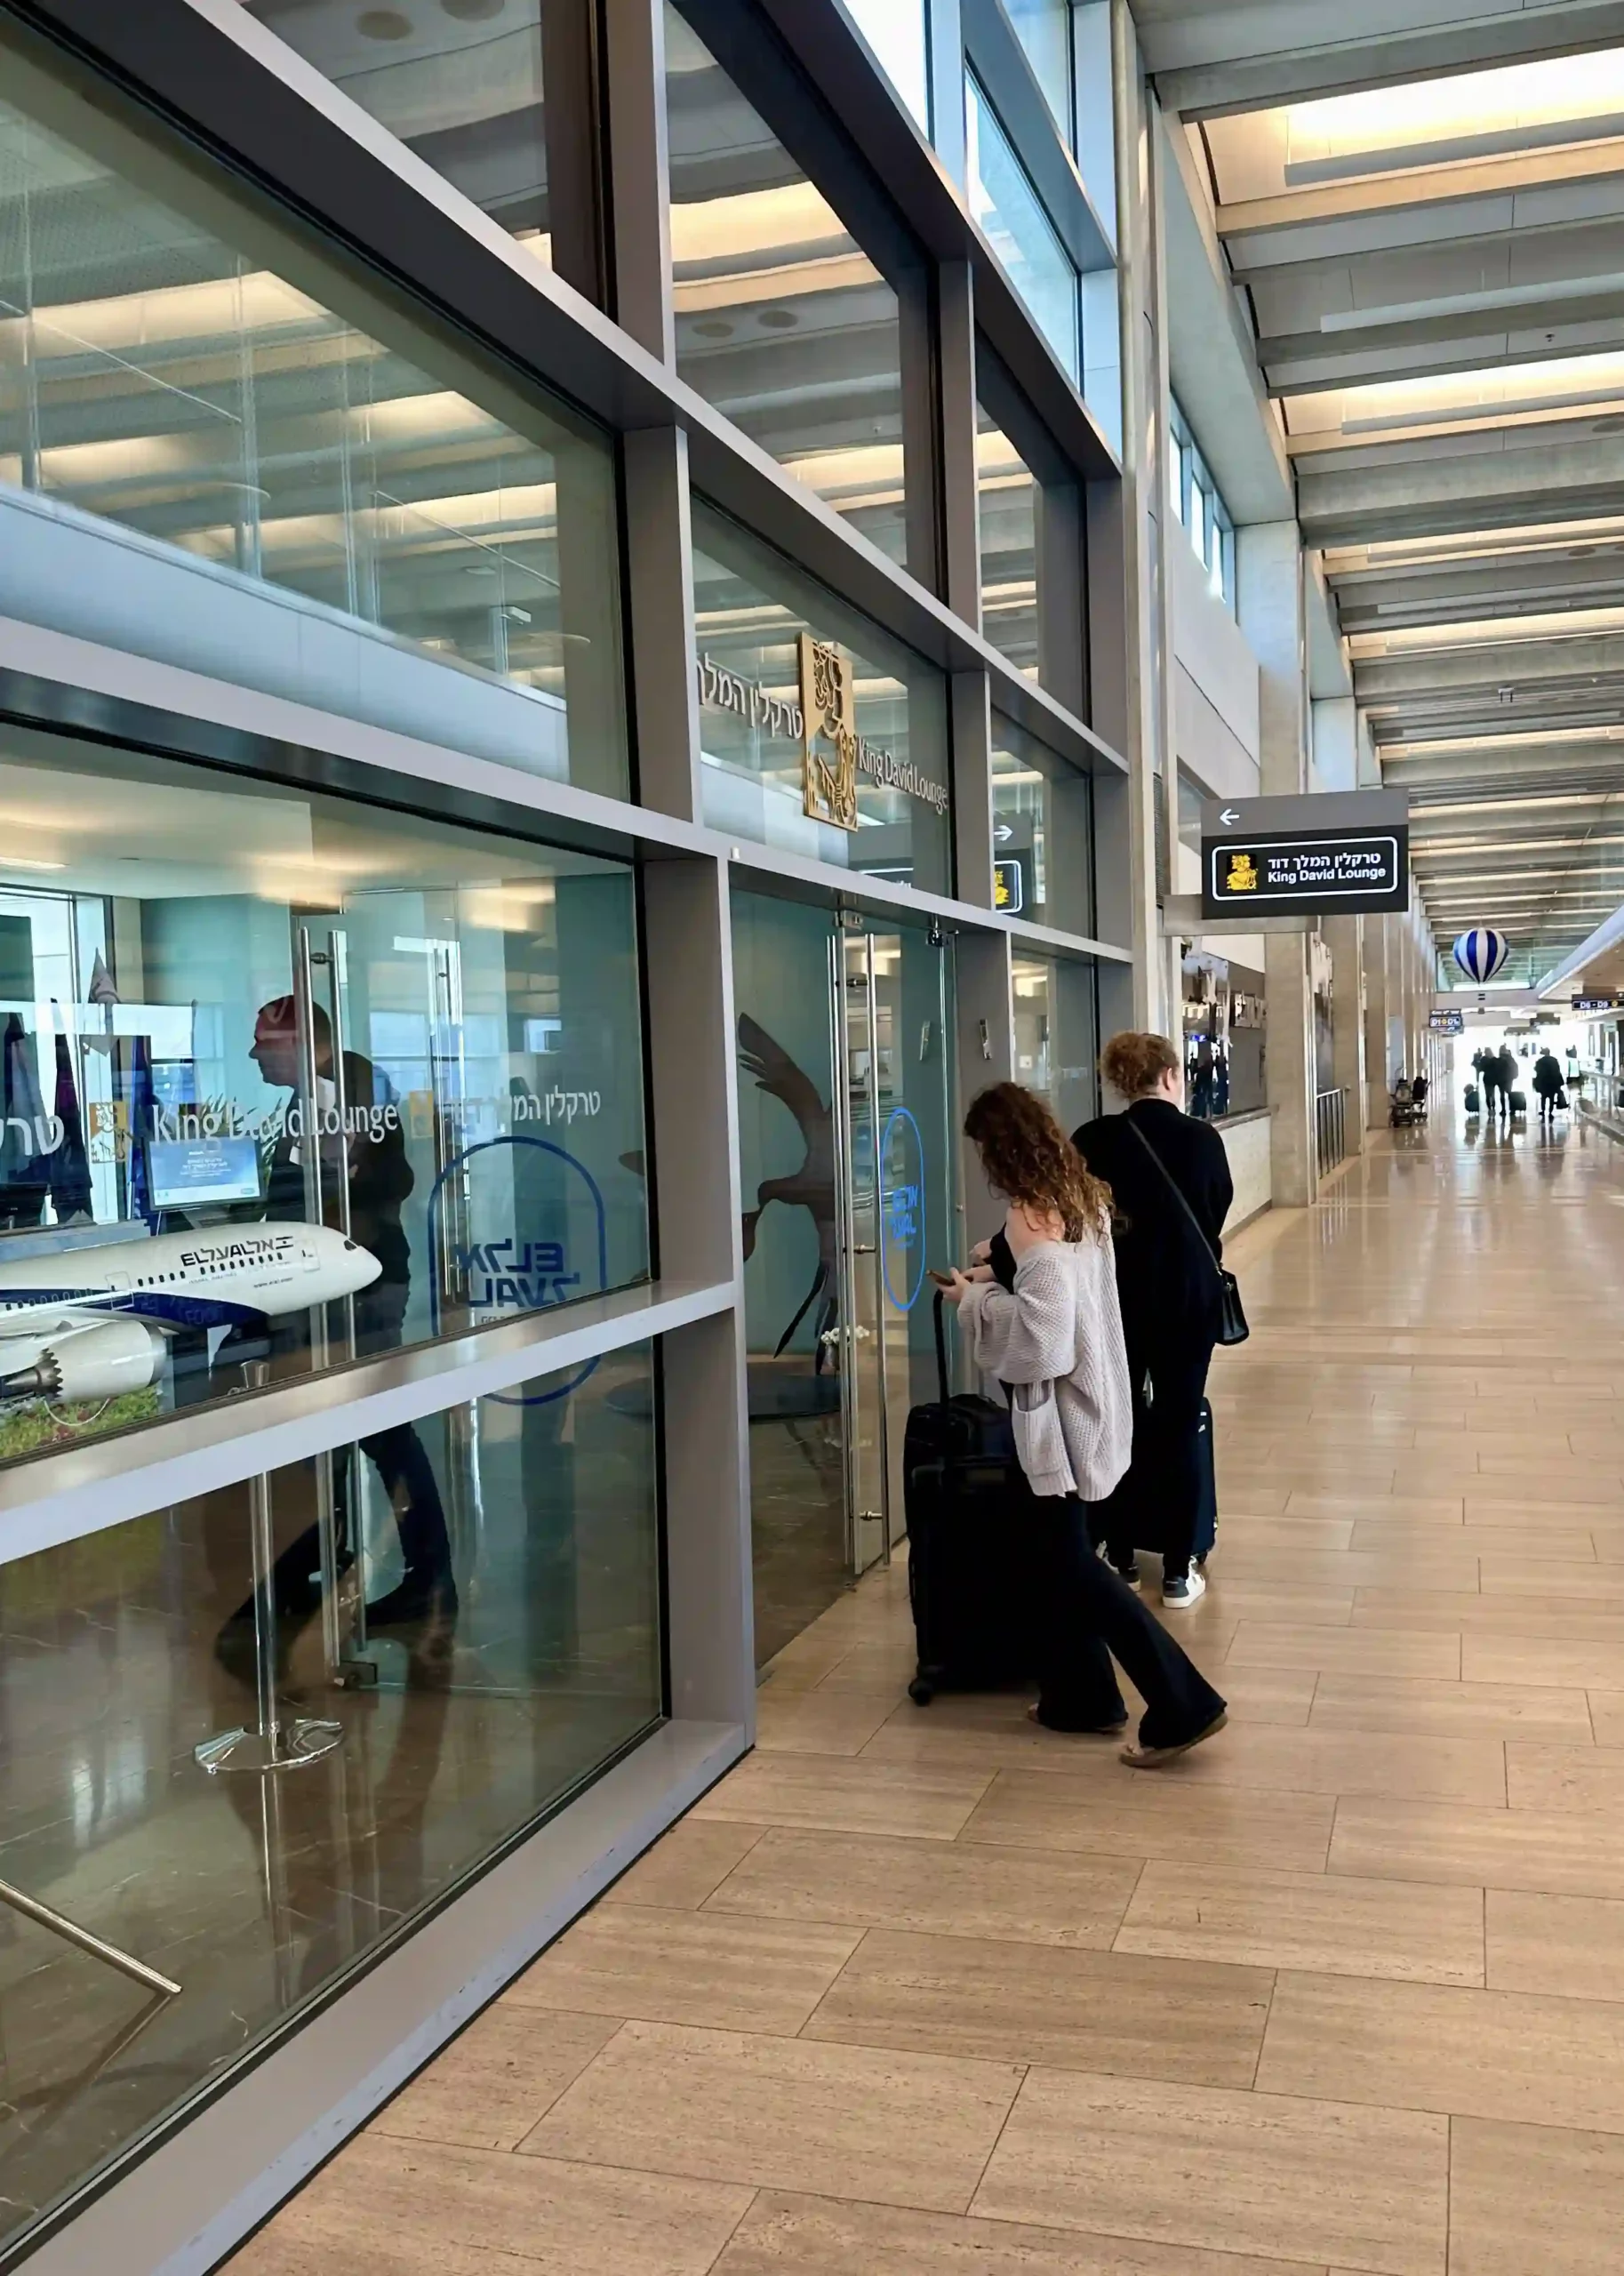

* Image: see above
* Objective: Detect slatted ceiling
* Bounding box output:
[1145,6,1624,981]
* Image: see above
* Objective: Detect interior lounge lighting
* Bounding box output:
[1323,522,1624,575]
[2,857,65,871]
[1349,605,1624,656]
[1409,794,1623,818]
[1281,50,1624,184]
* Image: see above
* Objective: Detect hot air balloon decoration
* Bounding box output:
[1452,928,1510,984]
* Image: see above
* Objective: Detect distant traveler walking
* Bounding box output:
[1477,1046,1501,1121]
[1498,1044,1518,1122]
[1533,1046,1564,1126]
[1072,1033,1234,1610]
[943,1083,1227,1767]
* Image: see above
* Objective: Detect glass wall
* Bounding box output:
[0,725,649,1471]
[691,500,953,893]
[991,715,1094,935]
[1012,951,1098,1136]
[1005,0,1073,146]
[977,408,1039,677]
[664,4,916,568]
[844,0,931,134]
[245,0,563,269]
[1182,949,1267,1119]
[0,46,628,793]
[0,1343,662,2259]
[1170,397,1236,613]
[966,74,1079,383]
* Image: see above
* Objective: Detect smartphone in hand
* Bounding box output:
[926,1268,956,1288]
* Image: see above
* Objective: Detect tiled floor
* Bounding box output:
[232,1116,1624,2275]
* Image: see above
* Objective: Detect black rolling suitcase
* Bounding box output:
[1464,1084,1480,1115]
[1510,1089,1528,1117]
[901,1294,1032,1703]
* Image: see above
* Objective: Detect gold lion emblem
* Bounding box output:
[799,634,860,832]
[1226,850,1259,894]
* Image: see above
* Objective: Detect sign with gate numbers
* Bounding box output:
[1200,791,1410,919]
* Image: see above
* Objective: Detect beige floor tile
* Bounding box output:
[1116,1861,1484,1986]
[1350,1519,1596,1558]
[1094,1722,1507,1806]
[703,1826,1142,1949]
[1358,1592,1624,1644]
[1331,1796,1624,1898]
[1212,1549,1482,1592]
[1256,1969,1624,2133]
[1216,1516,1357,1551]
[1588,1693,1624,1745]
[711,2192,1327,2276]
[1487,1888,1624,2001]
[971,2069,1447,2276]
[811,1641,930,1691]
[801,1927,1272,2088]
[1448,2116,1624,2274]
[1466,1497,1624,1531]
[372,2008,620,2152]
[1479,1556,1624,1600]
[228,2133,753,2276]
[524,2019,1023,2215]
[505,1904,860,2035]
[1309,1675,1595,1744]
[1465,1633,1624,1687]
[1225,1623,1461,1679]
[1505,1742,1624,1814]
[961,1768,1335,1872]
[605,1822,768,1911]
[1288,1491,1466,1523]
[755,1688,901,1756]
[690,1752,993,1840]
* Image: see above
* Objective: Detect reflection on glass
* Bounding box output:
[245,0,555,264]
[977,408,1039,677]
[0,727,649,1473]
[1005,0,1073,145]
[730,891,844,1662]
[0,1343,661,2260]
[1184,949,1266,1119]
[992,715,1094,936]
[664,4,911,565]
[0,63,627,793]
[1013,952,1097,1136]
[844,0,931,132]
[966,75,1079,382]
[691,500,952,891]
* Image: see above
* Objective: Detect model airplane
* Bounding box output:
[0,1224,380,1404]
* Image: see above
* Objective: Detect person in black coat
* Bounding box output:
[1532,1047,1564,1126]
[1072,1031,1233,1610]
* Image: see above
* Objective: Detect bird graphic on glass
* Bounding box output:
[737,1014,839,1366]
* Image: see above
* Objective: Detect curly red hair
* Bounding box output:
[964,1083,1114,1245]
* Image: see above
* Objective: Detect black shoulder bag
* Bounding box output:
[1129,1121,1250,1347]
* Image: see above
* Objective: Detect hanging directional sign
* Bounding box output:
[1200,790,1410,920]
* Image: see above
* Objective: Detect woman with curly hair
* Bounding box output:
[940,1083,1226,1767]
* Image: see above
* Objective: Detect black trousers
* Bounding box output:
[1102,1340,1215,1582]
[1031,1496,1226,1747]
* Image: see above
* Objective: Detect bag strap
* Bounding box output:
[1128,1118,1225,1286]
[932,1287,950,1405]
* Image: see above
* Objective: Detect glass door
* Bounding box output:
[832,920,956,1573]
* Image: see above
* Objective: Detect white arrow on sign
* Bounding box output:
[993,822,1013,843]
[1219,806,1240,826]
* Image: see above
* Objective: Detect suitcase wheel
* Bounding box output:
[908,1676,935,1706]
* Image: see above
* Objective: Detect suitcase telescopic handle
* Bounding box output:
[933,1288,950,1405]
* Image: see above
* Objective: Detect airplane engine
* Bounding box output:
[0,1317,166,1404]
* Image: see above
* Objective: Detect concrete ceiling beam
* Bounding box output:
[1144,0,1624,120]
[1298,437,1624,546]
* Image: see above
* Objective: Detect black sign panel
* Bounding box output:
[993,857,1027,916]
[1429,1009,1465,1035]
[1200,791,1410,920]
[1574,996,1618,1013]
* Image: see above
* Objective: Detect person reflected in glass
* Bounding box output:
[221,997,457,1662]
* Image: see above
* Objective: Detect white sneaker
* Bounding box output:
[1162,1570,1207,1610]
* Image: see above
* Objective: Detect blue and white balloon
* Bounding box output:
[1452,927,1510,984]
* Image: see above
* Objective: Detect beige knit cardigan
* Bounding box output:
[957,1233,1132,1502]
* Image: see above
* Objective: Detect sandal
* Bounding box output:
[1028,1703,1129,1736]
[1121,1710,1228,1769]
